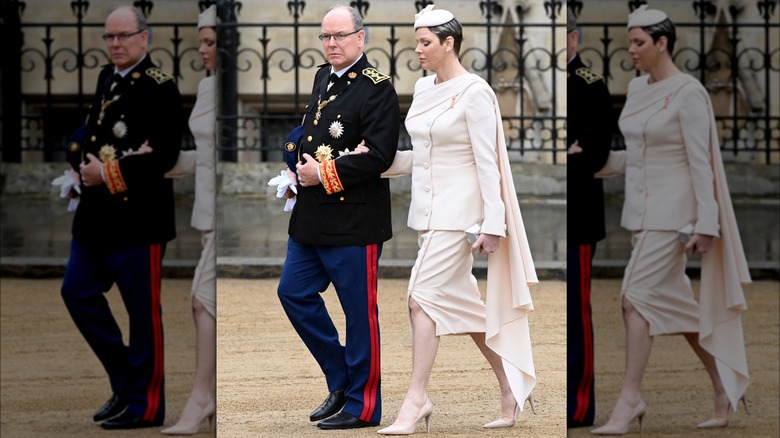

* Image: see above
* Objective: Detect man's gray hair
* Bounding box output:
[327,5,364,31]
[109,5,148,31]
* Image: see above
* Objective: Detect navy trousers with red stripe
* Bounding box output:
[278,237,382,424]
[567,243,596,427]
[61,238,165,424]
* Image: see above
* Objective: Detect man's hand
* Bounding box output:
[568,140,582,155]
[80,153,104,187]
[284,167,298,198]
[296,153,321,187]
[472,233,500,255]
[69,168,82,196]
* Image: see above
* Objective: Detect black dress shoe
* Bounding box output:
[93,393,128,422]
[100,411,163,430]
[309,389,347,422]
[317,411,379,430]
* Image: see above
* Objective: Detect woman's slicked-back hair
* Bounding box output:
[641,18,676,53]
[428,18,463,55]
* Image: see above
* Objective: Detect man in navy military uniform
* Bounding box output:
[277,4,400,431]
[61,5,183,430]
[566,7,614,428]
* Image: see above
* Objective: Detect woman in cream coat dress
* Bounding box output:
[377,6,537,435]
[590,7,750,435]
[160,5,217,435]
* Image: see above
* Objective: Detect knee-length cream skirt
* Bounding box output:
[191,230,216,318]
[621,230,699,336]
[408,230,486,336]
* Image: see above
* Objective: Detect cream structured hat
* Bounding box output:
[627,5,668,29]
[414,4,455,29]
[567,7,577,32]
[198,4,217,29]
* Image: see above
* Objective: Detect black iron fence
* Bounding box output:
[2,0,778,164]
[1,0,213,163]
[571,0,779,163]
[215,0,567,162]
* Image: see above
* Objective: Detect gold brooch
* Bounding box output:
[99,145,117,162]
[315,144,333,162]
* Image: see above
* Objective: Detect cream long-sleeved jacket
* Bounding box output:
[619,74,719,236]
[166,76,216,231]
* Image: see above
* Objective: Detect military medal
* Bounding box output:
[315,94,337,122]
[112,121,128,138]
[99,95,120,122]
[315,144,333,162]
[328,121,344,139]
[99,145,117,162]
[348,72,357,79]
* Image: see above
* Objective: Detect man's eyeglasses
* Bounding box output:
[102,28,146,42]
[318,29,361,42]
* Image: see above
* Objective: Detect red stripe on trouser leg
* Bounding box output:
[360,244,380,421]
[143,244,164,421]
[574,244,594,422]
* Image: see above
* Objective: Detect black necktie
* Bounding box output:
[326,73,339,92]
[111,73,122,91]
[107,73,121,95]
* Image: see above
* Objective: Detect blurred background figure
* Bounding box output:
[161,4,217,435]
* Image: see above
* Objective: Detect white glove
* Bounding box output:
[52,170,81,198]
[267,170,297,212]
[51,170,81,212]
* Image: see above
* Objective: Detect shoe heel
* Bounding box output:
[637,412,645,433]
[424,412,432,433]
[209,412,216,433]
[526,393,537,415]
[739,396,749,415]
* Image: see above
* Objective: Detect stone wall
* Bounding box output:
[2,162,777,198]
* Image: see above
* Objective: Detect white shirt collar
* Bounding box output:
[330,53,364,78]
[115,54,147,77]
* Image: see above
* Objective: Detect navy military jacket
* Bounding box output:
[288,54,400,246]
[70,55,183,247]
[567,53,614,246]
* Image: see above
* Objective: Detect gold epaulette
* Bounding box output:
[145,67,174,84]
[320,160,344,194]
[103,160,128,194]
[362,68,390,84]
[575,67,603,84]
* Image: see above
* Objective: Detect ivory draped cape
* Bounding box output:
[403,74,538,409]
[612,74,751,409]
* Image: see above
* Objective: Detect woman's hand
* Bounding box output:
[352,140,369,154]
[568,140,582,155]
[685,233,713,255]
[472,233,500,255]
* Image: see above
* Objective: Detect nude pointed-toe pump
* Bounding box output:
[591,398,647,435]
[697,396,749,429]
[483,393,536,429]
[377,398,433,435]
[161,397,216,435]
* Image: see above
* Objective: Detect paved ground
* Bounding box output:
[2,276,777,437]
